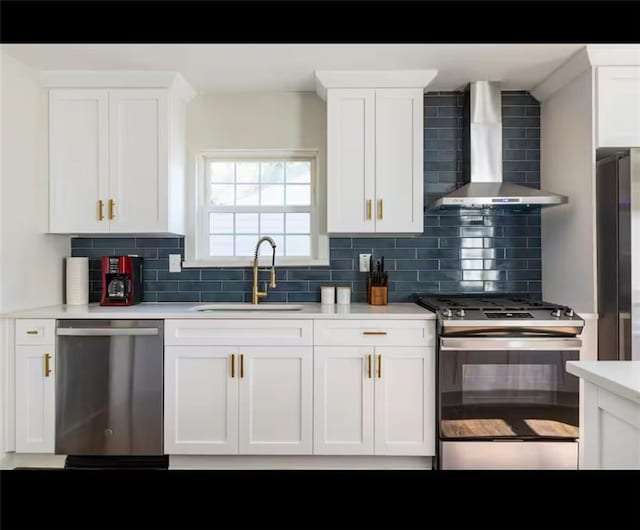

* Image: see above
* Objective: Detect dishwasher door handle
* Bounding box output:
[57,328,160,336]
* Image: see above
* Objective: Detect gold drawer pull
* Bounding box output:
[98,200,104,221]
[378,199,383,220]
[231,354,235,378]
[367,354,372,379]
[363,331,387,335]
[377,354,382,378]
[240,354,244,378]
[366,199,372,220]
[44,353,52,377]
[26,330,39,335]
[108,199,115,220]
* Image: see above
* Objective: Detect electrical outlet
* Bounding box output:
[169,254,182,273]
[359,254,372,272]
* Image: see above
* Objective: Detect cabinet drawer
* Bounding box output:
[15,320,56,345]
[165,319,313,346]
[314,320,434,346]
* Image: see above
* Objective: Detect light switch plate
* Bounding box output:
[169,254,182,273]
[359,254,371,272]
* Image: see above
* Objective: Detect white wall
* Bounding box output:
[185,92,327,259]
[541,70,597,314]
[0,51,69,455]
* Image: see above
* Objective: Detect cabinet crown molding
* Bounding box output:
[40,70,196,102]
[314,70,438,100]
[532,45,640,102]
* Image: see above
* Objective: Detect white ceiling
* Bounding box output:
[1,44,584,93]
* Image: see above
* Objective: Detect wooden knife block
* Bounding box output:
[368,279,388,305]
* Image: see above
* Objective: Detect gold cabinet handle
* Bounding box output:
[44,353,52,378]
[363,331,387,335]
[367,354,372,379]
[366,199,372,220]
[98,200,104,221]
[26,330,39,335]
[231,353,235,378]
[108,199,115,220]
[378,199,383,220]
[377,354,382,378]
[240,354,244,378]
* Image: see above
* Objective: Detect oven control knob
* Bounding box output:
[551,309,562,318]
[565,308,574,317]
[442,308,452,318]
[456,309,466,317]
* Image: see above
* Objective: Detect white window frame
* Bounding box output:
[184,149,329,267]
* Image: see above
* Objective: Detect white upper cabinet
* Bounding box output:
[316,70,436,235]
[49,90,110,234]
[596,66,640,148]
[108,89,169,232]
[45,72,194,234]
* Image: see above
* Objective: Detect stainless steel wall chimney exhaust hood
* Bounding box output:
[430,81,568,210]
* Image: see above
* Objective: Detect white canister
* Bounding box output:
[320,285,335,304]
[66,257,89,305]
[336,286,351,305]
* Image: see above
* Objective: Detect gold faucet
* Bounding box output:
[252,236,277,304]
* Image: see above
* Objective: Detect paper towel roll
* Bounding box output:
[66,257,89,305]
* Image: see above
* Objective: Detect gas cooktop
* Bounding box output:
[414,294,584,336]
[415,294,564,312]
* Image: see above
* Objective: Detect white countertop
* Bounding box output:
[566,361,640,404]
[5,302,436,320]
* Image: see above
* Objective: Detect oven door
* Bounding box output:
[438,337,581,442]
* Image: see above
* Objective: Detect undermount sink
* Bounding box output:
[191,303,304,312]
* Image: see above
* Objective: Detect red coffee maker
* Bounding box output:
[100,256,144,306]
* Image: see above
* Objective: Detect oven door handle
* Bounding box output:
[440,337,582,351]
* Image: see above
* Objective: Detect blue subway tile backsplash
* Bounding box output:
[72,91,542,304]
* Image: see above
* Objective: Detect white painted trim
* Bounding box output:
[532,45,640,102]
[169,455,433,470]
[183,257,330,268]
[0,453,67,470]
[40,70,196,101]
[587,45,640,67]
[188,148,329,267]
[170,72,197,102]
[2,319,15,453]
[531,47,592,102]
[315,70,438,100]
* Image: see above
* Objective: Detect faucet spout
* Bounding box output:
[252,236,277,304]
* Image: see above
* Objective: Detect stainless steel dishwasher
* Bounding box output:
[56,320,163,456]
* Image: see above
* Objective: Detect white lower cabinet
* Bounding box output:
[314,347,375,454]
[314,346,435,456]
[164,346,238,454]
[15,345,56,453]
[374,347,434,456]
[164,344,312,455]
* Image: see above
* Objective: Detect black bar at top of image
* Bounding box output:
[1,0,640,44]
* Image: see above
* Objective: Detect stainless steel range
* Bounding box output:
[414,295,585,470]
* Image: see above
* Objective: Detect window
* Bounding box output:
[191,150,328,266]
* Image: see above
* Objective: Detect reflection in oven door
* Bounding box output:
[438,341,579,441]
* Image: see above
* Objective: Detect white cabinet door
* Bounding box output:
[49,89,109,233]
[374,89,424,233]
[239,347,312,454]
[597,67,640,148]
[327,89,376,233]
[108,89,168,232]
[15,346,55,453]
[164,346,238,454]
[374,347,435,456]
[314,347,374,455]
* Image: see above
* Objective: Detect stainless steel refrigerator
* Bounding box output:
[596,149,640,361]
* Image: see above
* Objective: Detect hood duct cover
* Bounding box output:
[430,81,567,210]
